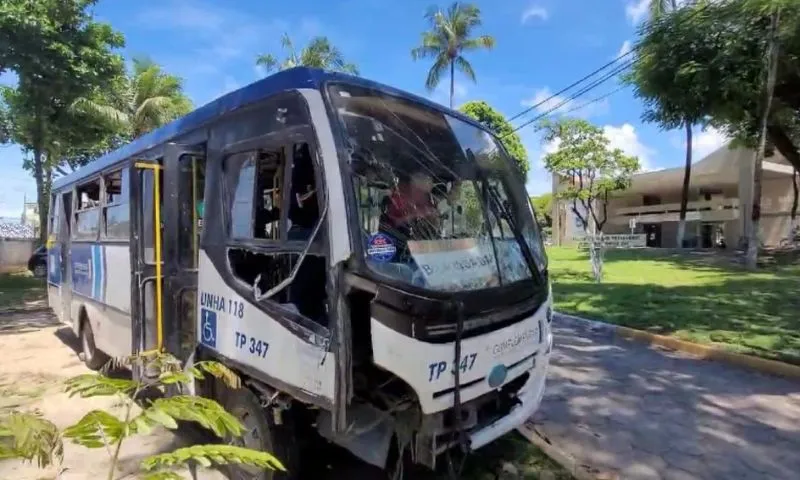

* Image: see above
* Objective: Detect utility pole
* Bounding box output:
[746,6,781,270]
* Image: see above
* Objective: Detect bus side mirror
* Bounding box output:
[456,205,463,215]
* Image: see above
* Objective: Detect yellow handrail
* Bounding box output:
[135,162,164,351]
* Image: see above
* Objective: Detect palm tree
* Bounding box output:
[650,0,694,248]
[411,2,495,108]
[73,58,193,139]
[255,33,359,75]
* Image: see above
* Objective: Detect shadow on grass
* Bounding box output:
[0,273,46,310]
[554,275,800,363]
[573,248,800,277]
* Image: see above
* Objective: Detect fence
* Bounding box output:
[0,238,36,271]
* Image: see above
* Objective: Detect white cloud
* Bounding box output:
[431,81,468,106]
[603,123,655,171]
[521,5,548,24]
[692,126,730,159]
[137,0,289,64]
[521,87,609,119]
[617,40,632,58]
[625,0,650,24]
[217,76,240,98]
[526,165,552,196]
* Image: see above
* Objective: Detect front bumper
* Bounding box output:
[470,332,550,449]
[413,330,552,468]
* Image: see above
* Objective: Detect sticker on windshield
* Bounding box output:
[367,233,396,263]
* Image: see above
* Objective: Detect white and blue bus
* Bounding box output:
[47,67,552,478]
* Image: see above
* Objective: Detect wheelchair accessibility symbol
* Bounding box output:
[200,308,217,348]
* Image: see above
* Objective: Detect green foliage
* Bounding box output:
[538,118,640,232]
[64,374,137,398]
[72,57,194,140]
[0,0,126,242]
[136,396,244,438]
[142,444,285,473]
[256,33,358,74]
[0,353,279,479]
[0,412,63,468]
[530,193,553,228]
[459,100,529,175]
[411,2,494,107]
[63,410,127,448]
[626,0,800,169]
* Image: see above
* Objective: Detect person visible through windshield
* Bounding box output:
[381,170,461,254]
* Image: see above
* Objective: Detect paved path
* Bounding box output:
[527,315,800,480]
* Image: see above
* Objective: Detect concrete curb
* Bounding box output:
[516,420,615,480]
[556,312,800,380]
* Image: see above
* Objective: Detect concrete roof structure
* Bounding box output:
[622,143,794,195]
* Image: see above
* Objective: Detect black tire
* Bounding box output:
[80,319,108,371]
[223,387,300,480]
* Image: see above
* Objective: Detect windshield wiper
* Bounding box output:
[466,149,543,286]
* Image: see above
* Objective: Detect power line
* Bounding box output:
[505,59,634,136]
[506,48,636,124]
[506,1,717,130]
[560,84,628,117]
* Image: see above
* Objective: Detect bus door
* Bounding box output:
[60,191,73,328]
[162,143,206,364]
[131,160,164,364]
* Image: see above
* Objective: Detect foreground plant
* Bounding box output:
[0,352,284,479]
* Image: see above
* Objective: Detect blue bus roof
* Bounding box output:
[53,66,489,191]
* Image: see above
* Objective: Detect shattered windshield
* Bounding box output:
[327,83,546,292]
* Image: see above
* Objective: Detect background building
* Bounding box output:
[552,144,797,248]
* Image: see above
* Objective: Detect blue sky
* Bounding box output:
[0,0,729,218]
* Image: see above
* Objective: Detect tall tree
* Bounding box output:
[539,118,640,282]
[626,1,800,169]
[631,0,698,248]
[791,168,799,238]
[73,57,193,140]
[530,193,553,230]
[0,0,125,243]
[256,33,358,75]
[411,2,495,108]
[746,6,781,269]
[459,100,529,176]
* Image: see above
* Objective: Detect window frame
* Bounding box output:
[100,166,131,241]
[72,177,103,241]
[221,125,315,248]
[49,193,61,239]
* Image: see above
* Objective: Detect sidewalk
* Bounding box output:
[527,315,800,480]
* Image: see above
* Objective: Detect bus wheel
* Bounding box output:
[80,319,108,371]
[223,387,299,480]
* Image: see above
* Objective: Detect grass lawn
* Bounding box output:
[548,247,800,363]
[0,271,46,310]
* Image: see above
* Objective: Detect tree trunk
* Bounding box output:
[676,122,692,248]
[747,8,781,269]
[32,147,49,245]
[791,168,798,236]
[449,59,455,109]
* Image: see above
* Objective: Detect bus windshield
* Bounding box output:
[327,83,547,292]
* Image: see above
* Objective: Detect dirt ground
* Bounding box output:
[0,310,210,480]
[0,308,563,480]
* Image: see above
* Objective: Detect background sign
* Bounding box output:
[574,234,647,249]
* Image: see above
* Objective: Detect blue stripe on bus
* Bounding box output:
[92,245,103,300]
[72,243,105,302]
[47,245,62,286]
